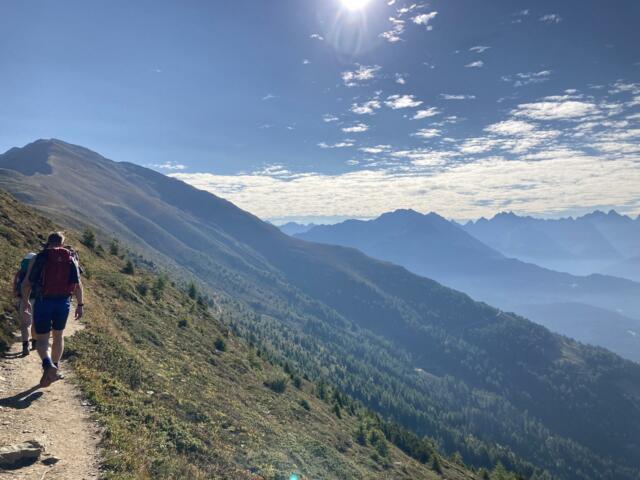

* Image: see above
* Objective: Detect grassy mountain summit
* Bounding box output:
[2,139,640,479]
[0,189,481,479]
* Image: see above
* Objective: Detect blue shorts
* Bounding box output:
[33,297,71,334]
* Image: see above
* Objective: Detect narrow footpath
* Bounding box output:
[0,315,100,479]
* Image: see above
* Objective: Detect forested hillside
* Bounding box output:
[0,189,490,480]
[2,139,640,480]
[295,209,640,362]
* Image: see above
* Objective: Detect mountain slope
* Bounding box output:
[297,210,640,362]
[464,211,640,280]
[0,189,478,480]
[516,302,640,362]
[2,139,640,479]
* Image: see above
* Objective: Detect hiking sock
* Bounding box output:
[31,339,37,350]
[22,341,30,356]
[42,357,54,370]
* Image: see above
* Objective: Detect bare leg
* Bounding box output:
[36,332,51,361]
[51,329,64,365]
[19,299,32,342]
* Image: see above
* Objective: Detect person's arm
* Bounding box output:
[21,257,36,314]
[74,281,84,320]
[13,271,21,297]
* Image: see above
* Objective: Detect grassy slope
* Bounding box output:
[0,190,481,480]
[0,192,52,351]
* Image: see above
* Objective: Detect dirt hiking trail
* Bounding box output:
[0,314,100,479]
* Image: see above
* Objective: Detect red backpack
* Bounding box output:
[31,247,79,298]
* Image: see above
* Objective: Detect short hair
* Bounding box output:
[47,231,65,246]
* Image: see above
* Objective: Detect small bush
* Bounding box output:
[264,377,288,394]
[122,260,135,275]
[187,282,197,300]
[431,455,442,474]
[298,399,311,411]
[152,275,167,300]
[81,228,96,249]
[109,239,120,256]
[136,282,149,297]
[214,338,226,352]
[178,319,189,329]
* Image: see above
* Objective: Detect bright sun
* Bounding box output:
[341,0,370,11]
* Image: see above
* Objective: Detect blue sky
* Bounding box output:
[1,0,639,223]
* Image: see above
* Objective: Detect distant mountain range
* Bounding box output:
[295,209,640,363]
[2,139,640,480]
[463,211,640,281]
[278,221,318,236]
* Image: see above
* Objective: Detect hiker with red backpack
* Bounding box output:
[21,232,84,388]
[14,252,38,356]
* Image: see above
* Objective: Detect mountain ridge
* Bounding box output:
[296,208,640,362]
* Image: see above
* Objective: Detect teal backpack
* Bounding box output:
[14,254,36,297]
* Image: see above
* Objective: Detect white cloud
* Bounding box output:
[412,12,438,28]
[395,74,406,85]
[310,33,324,41]
[351,100,382,115]
[540,14,562,24]
[303,59,310,65]
[262,94,276,101]
[465,60,484,68]
[342,65,382,87]
[512,100,599,120]
[413,107,441,120]
[385,94,423,109]
[485,120,536,136]
[609,81,640,95]
[342,123,369,133]
[511,9,530,23]
[380,17,405,43]
[173,152,640,221]
[171,86,640,223]
[323,114,339,123]
[502,70,552,87]
[318,141,355,149]
[469,46,490,53]
[441,94,476,100]
[413,128,441,139]
[149,162,187,171]
[359,145,392,154]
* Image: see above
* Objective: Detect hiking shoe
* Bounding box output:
[22,342,30,357]
[53,363,65,380]
[39,365,62,388]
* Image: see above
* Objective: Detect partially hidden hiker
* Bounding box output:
[21,232,84,388]
[13,252,38,356]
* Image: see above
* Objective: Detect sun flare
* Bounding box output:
[341,0,370,11]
